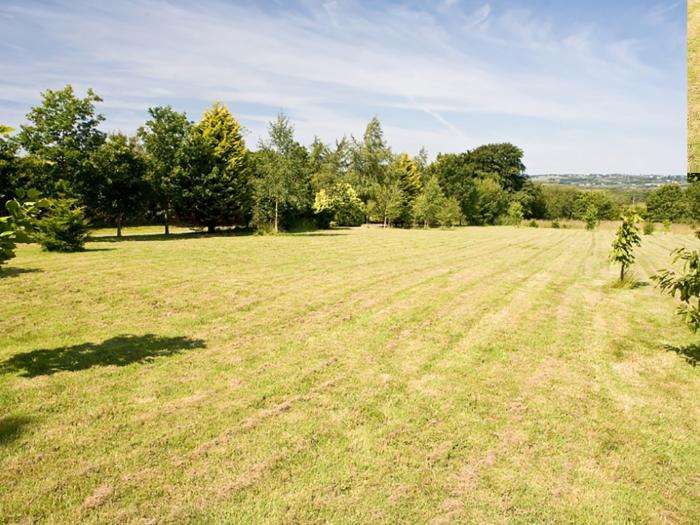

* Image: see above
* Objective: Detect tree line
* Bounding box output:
[1,85,698,243]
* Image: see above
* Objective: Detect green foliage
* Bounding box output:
[663,219,672,233]
[467,143,526,192]
[436,197,462,228]
[36,199,89,252]
[551,220,561,228]
[392,153,422,225]
[646,184,687,222]
[653,248,700,332]
[643,221,655,235]
[528,219,539,228]
[253,113,311,233]
[428,152,478,223]
[172,103,251,232]
[88,133,150,236]
[474,177,508,224]
[350,117,392,204]
[17,85,105,198]
[584,204,599,230]
[506,201,524,226]
[610,214,642,281]
[137,106,192,234]
[413,175,445,228]
[313,183,364,228]
[685,182,700,223]
[372,180,404,228]
[0,189,48,266]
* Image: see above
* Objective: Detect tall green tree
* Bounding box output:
[17,85,105,198]
[372,179,404,228]
[137,106,191,234]
[392,153,422,225]
[172,103,251,232]
[428,153,478,224]
[467,143,527,192]
[351,117,392,208]
[646,184,687,222]
[610,214,642,281]
[413,175,445,228]
[254,113,311,233]
[474,177,508,224]
[88,133,149,237]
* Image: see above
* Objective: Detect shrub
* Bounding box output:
[528,219,539,228]
[663,219,671,233]
[36,199,89,252]
[1,190,47,267]
[551,220,561,228]
[505,201,524,227]
[584,203,598,230]
[643,221,655,235]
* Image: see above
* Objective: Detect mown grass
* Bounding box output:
[1,226,699,524]
[690,0,700,173]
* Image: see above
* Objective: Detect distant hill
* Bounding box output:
[530,174,686,189]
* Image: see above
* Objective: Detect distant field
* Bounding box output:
[690,0,700,173]
[1,227,699,523]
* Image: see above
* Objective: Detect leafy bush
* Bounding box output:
[663,219,671,233]
[643,221,655,235]
[551,220,560,228]
[528,219,538,228]
[505,201,524,226]
[36,199,89,252]
[1,190,47,267]
[653,248,700,331]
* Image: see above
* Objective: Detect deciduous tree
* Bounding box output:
[610,214,642,281]
[137,106,191,234]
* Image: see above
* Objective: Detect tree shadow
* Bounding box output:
[89,228,254,243]
[664,344,700,367]
[0,267,42,278]
[0,334,206,377]
[0,415,31,445]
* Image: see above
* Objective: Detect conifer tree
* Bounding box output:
[172,103,251,232]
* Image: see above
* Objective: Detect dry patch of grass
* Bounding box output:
[1,226,699,523]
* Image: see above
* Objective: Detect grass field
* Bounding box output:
[1,226,699,524]
[690,0,700,173]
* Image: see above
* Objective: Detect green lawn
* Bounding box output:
[1,226,699,524]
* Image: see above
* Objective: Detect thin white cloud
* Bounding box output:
[0,0,685,173]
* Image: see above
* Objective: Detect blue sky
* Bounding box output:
[0,0,687,173]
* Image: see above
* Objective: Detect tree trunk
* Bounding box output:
[164,208,170,235]
[274,199,279,234]
[116,214,123,238]
[207,224,215,233]
[620,264,625,282]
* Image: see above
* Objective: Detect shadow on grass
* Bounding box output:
[0,334,206,377]
[0,267,42,279]
[608,278,650,290]
[664,344,700,367]
[89,228,254,243]
[0,415,31,445]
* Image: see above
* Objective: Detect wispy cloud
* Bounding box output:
[0,0,685,173]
